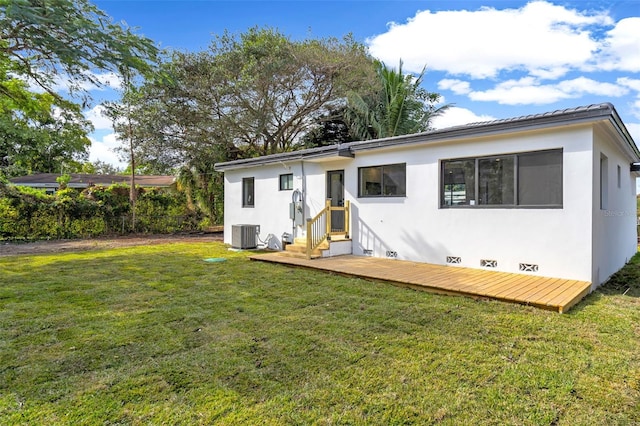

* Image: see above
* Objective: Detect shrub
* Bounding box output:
[0,183,204,241]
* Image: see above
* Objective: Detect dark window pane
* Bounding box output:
[383,163,406,196]
[478,156,514,205]
[279,173,293,190]
[518,150,562,206]
[242,177,254,207]
[442,159,476,206]
[360,166,382,196]
[358,164,406,197]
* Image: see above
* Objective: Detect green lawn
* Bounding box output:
[1,242,638,425]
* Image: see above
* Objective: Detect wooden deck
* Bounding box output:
[249,253,592,313]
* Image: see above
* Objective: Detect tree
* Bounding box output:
[0,0,158,104]
[79,160,122,175]
[346,60,448,140]
[0,0,158,178]
[0,68,91,177]
[301,106,354,148]
[107,28,376,222]
[123,28,375,158]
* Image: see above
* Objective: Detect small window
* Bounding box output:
[617,165,621,189]
[279,173,293,191]
[600,154,608,210]
[358,163,406,197]
[242,177,254,208]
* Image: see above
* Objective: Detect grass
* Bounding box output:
[0,242,638,425]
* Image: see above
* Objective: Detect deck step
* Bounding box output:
[285,244,323,256]
[285,237,351,258]
[277,251,322,260]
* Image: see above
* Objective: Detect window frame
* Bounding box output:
[242,177,255,208]
[279,173,293,191]
[440,149,563,209]
[358,163,406,198]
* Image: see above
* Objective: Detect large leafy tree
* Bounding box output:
[120,27,376,161]
[108,28,377,222]
[0,0,158,177]
[346,60,448,140]
[0,67,91,176]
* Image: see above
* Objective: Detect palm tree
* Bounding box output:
[346,60,448,140]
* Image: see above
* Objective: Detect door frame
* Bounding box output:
[326,169,344,206]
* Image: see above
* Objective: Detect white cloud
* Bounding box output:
[437,79,471,95]
[618,77,640,92]
[367,1,611,78]
[627,122,640,147]
[25,71,121,96]
[452,76,629,105]
[88,133,127,168]
[596,17,640,72]
[555,77,628,96]
[84,105,114,130]
[50,71,122,93]
[431,106,495,129]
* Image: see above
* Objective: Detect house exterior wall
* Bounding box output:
[346,126,594,282]
[222,123,636,284]
[223,163,302,249]
[591,128,638,287]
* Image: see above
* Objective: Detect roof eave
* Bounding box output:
[214,145,351,171]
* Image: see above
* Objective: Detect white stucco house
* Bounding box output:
[214,103,639,289]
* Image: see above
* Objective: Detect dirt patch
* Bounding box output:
[0,233,223,257]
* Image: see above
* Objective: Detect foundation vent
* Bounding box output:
[481,259,497,268]
[519,263,539,272]
[446,256,461,264]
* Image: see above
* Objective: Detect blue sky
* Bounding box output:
[84,0,640,167]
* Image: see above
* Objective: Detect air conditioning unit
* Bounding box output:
[231,224,259,249]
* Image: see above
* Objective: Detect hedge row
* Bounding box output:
[0,183,205,241]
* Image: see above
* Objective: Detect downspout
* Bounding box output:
[301,160,306,224]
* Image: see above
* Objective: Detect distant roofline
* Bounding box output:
[9,173,175,187]
[214,103,639,171]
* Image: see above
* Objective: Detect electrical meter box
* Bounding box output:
[289,202,304,226]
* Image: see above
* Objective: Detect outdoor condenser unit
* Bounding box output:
[231,224,259,249]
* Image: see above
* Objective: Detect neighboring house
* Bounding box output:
[9,173,175,194]
[214,103,639,289]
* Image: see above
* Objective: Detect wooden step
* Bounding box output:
[285,244,324,256]
[277,251,321,260]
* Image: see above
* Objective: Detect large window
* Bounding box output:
[242,177,254,207]
[359,163,406,197]
[441,149,562,208]
[279,173,293,191]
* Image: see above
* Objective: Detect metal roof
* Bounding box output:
[214,103,639,171]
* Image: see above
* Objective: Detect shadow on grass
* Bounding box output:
[597,254,640,298]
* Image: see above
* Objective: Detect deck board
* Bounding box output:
[249,253,592,313]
